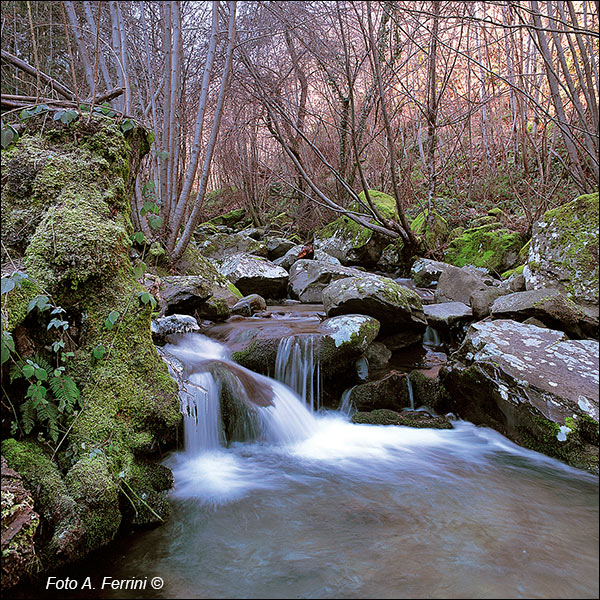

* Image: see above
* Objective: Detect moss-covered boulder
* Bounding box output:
[444,223,523,274]
[322,274,426,348]
[197,232,267,262]
[1,115,181,572]
[314,190,397,267]
[441,319,599,472]
[410,209,449,251]
[351,408,453,429]
[524,192,599,305]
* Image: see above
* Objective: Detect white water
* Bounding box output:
[63,333,598,600]
[274,335,321,411]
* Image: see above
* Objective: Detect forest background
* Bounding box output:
[1,0,598,262]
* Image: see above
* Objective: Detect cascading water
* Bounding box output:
[274,335,321,411]
[423,325,441,347]
[406,373,415,410]
[164,334,317,451]
[57,329,598,600]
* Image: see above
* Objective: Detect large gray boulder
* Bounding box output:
[197,232,267,261]
[423,302,472,329]
[151,314,200,344]
[231,313,380,379]
[490,288,598,339]
[274,244,305,270]
[441,319,599,472]
[344,372,410,412]
[524,192,599,305]
[322,274,427,346]
[410,258,451,288]
[158,275,236,321]
[221,253,289,298]
[288,259,364,303]
[434,265,496,305]
[265,237,297,260]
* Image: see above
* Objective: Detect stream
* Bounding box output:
[30,312,600,599]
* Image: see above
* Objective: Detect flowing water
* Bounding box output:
[32,332,599,599]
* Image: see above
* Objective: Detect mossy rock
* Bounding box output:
[206,208,246,227]
[410,209,449,250]
[1,115,181,570]
[525,192,599,304]
[351,408,453,429]
[314,190,396,266]
[444,223,523,273]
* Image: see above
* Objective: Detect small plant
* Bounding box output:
[10,354,80,442]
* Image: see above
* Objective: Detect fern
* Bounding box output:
[49,374,80,413]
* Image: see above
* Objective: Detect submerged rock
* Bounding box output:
[441,319,599,472]
[524,192,599,305]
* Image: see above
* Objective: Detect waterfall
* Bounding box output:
[164,334,317,455]
[181,373,224,454]
[274,335,321,412]
[423,326,441,347]
[339,386,356,415]
[406,373,415,410]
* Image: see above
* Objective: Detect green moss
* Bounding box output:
[351,408,452,428]
[206,208,246,227]
[501,264,525,280]
[518,413,599,473]
[3,279,44,332]
[444,223,523,272]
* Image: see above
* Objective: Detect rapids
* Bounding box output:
[31,331,599,599]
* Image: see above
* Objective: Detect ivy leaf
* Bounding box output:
[1,277,15,295]
[157,150,170,160]
[146,131,155,144]
[1,125,18,149]
[1,331,15,365]
[104,310,120,330]
[142,181,156,197]
[34,367,48,381]
[134,231,145,244]
[53,110,66,121]
[121,118,135,132]
[60,110,78,124]
[52,340,66,353]
[148,215,164,230]
[23,364,35,378]
[47,318,69,330]
[27,295,50,313]
[133,262,146,280]
[93,344,106,360]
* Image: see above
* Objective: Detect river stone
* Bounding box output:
[159,276,212,314]
[197,232,267,261]
[351,408,453,429]
[434,265,496,305]
[470,287,510,320]
[322,275,427,337]
[274,245,304,270]
[524,192,599,304]
[344,372,410,412]
[1,457,39,590]
[318,314,380,376]
[490,288,598,339]
[410,258,451,288]
[423,302,472,329]
[288,259,365,303]
[231,294,267,317]
[314,249,341,265]
[221,253,289,298]
[265,237,297,260]
[441,319,599,472]
[151,314,200,344]
[444,223,523,273]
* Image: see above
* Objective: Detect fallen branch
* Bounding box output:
[1,49,76,100]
